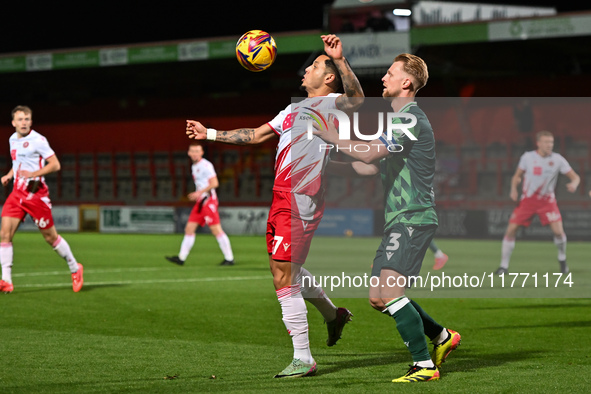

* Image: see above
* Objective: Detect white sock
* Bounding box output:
[500,236,515,269]
[53,236,78,273]
[414,360,435,368]
[385,296,410,315]
[276,284,314,364]
[179,234,195,261]
[298,267,337,322]
[215,232,234,261]
[1,242,13,283]
[434,249,444,259]
[294,347,314,364]
[433,328,449,345]
[553,234,567,261]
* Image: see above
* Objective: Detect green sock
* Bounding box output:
[387,299,431,362]
[410,299,444,341]
[429,240,439,253]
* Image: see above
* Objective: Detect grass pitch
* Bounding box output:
[1,233,590,393]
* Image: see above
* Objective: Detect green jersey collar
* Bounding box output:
[398,101,417,113]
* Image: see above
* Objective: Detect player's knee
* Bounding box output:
[505,227,517,238]
[43,232,58,245]
[0,219,17,242]
[369,297,385,311]
[0,229,12,243]
[270,262,291,289]
[272,271,290,289]
[553,230,566,238]
[273,277,290,290]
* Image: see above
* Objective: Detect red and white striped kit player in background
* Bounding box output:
[186,35,364,378]
[165,142,234,266]
[0,105,83,294]
[495,130,580,276]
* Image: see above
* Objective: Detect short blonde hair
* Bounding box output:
[536,130,553,140]
[394,53,429,91]
[12,105,32,119]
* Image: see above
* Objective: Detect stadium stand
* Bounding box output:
[0,98,589,208]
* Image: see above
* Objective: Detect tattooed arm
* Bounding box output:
[186,121,276,145]
[321,34,364,113]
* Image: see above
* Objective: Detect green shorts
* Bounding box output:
[371,223,437,278]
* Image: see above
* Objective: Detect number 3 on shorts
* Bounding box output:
[386,233,401,252]
[273,235,284,255]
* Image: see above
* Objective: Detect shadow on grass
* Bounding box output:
[315,351,407,376]
[438,348,543,374]
[80,283,128,291]
[314,347,541,377]
[8,350,540,391]
[15,286,69,294]
[14,283,127,294]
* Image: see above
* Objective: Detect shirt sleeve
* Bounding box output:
[267,105,291,136]
[377,132,402,153]
[203,161,217,180]
[36,136,56,160]
[324,93,340,109]
[558,154,572,175]
[517,153,528,171]
[379,114,416,154]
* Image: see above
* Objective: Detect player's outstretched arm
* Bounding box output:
[321,34,364,113]
[19,155,61,180]
[314,117,390,164]
[188,176,219,201]
[1,169,13,186]
[564,169,580,193]
[186,121,276,145]
[509,168,525,201]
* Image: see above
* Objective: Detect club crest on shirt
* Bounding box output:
[23,142,29,148]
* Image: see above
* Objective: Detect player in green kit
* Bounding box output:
[316,54,460,383]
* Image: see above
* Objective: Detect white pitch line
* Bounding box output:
[12,267,176,278]
[16,275,270,288]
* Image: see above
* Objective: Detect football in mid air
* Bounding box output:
[235,30,277,72]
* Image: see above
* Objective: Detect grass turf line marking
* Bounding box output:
[13,267,173,277]
[16,275,270,288]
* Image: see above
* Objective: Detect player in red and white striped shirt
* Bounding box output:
[0,106,83,294]
[495,130,580,275]
[165,142,234,266]
[186,35,364,378]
